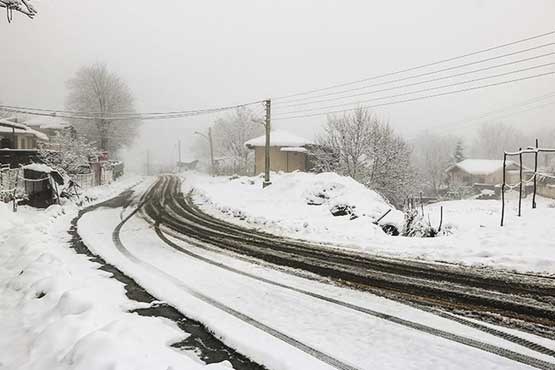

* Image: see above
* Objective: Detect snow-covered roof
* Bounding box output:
[22,163,54,173]
[446,159,517,175]
[24,116,70,130]
[280,146,308,153]
[0,121,49,141]
[0,117,27,130]
[244,130,314,148]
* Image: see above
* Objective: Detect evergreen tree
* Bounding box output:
[453,140,465,163]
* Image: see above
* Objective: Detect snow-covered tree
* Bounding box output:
[66,63,139,154]
[453,140,465,163]
[38,127,97,175]
[314,107,415,206]
[0,0,37,22]
[194,107,263,175]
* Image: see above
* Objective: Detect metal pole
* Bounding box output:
[12,127,16,149]
[263,99,272,188]
[12,170,18,212]
[501,153,506,227]
[533,138,538,209]
[208,127,215,177]
[518,148,523,217]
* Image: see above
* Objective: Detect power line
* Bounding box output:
[274,63,554,116]
[274,52,554,110]
[272,71,555,121]
[273,45,554,108]
[405,91,555,139]
[272,30,555,101]
[0,99,265,121]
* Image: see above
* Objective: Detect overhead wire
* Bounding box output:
[272,71,554,121]
[0,99,265,121]
[405,92,555,140]
[273,52,554,110]
[273,63,555,116]
[272,30,555,102]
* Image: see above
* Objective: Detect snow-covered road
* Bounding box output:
[77,180,555,370]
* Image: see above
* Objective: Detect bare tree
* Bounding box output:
[314,107,415,206]
[412,132,459,196]
[0,101,11,118]
[471,122,528,159]
[0,0,37,22]
[194,107,263,175]
[66,63,139,154]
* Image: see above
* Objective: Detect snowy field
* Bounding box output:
[0,177,230,370]
[187,172,555,275]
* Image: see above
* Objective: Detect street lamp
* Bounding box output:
[194,128,215,177]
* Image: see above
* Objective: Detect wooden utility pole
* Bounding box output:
[500,153,506,227]
[208,127,215,177]
[533,138,538,209]
[263,99,272,188]
[518,147,523,217]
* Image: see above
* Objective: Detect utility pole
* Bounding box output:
[263,99,272,188]
[178,140,182,163]
[208,127,215,177]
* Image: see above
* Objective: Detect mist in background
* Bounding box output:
[1,0,554,173]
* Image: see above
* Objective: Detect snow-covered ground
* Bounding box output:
[76,201,555,370]
[187,172,555,274]
[0,176,231,370]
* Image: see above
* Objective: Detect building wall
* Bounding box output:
[0,134,37,149]
[254,146,307,174]
[537,184,555,199]
[447,167,518,186]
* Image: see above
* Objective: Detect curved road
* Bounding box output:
[141,175,555,338]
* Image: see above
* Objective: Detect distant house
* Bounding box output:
[244,130,314,174]
[0,118,49,150]
[445,159,522,186]
[23,116,70,140]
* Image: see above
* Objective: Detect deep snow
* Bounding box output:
[187,171,555,274]
[0,177,231,370]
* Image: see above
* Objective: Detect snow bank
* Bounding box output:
[187,171,404,245]
[0,176,228,370]
[189,172,555,274]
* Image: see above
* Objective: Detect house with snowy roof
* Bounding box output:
[0,117,49,150]
[244,130,314,174]
[23,116,70,139]
[445,159,522,186]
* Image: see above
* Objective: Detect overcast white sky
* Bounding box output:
[1,0,554,169]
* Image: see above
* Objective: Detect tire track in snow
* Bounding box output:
[113,179,361,370]
[148,201,555,360]
[142,175,555,370]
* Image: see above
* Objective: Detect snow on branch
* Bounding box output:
[0,0,37,22]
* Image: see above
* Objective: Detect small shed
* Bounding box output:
[22,163,64,208]
[244,130,314,174]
